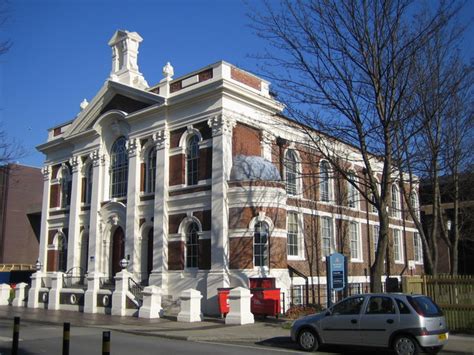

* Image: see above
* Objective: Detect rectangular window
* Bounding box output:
[292,285,303,305]
[372,225,380,255]
[414,233,423,263]
[393,229,403,263]
[287,212,299,256]
[321,217,334,257]
[350,222,361,260]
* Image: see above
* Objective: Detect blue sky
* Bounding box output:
[1,0,473,168]
[1,0,267,167]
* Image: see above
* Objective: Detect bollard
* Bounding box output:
[12,316,20,355]
[102,331,111,355]
[63,322,70,355]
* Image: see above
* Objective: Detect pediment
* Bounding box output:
[64,80,164,138]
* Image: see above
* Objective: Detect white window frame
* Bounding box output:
[413,232,423,264]
[145,145,157,193]
[284,149,300,196]
[320,160,333,202]
[321,216,335,258]
[347,172,359,209]
[349,221,363,262]
[372,224,380,257]
[391,184,401,218]
[254,221,269,268]
[393,229,404,264]
[287,211,304,260]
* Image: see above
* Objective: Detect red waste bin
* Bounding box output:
[217,288,232,318]
[250,287,281,318]
[249,277,275,289]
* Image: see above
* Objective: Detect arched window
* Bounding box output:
[347,172,358,208]
[285,150,298,195]
[79,230,89,273]
[146,146,157,193]
[410,191,419,217]
[320,161,331,202]
[254,221,269,267]
[59,165,72,208]
[186,222,199,268]
[391,184,400,218]
[110,137,128,198]
[57,234,67,272]
[84,164,93,205]
[186,134,200,186]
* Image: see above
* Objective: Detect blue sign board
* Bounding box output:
[327,253,346,291]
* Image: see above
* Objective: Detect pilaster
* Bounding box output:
[205,114,235,315]
[87,149,104,274]
[125,138,140,279]
[149,128,169,292]
[38,166,51,270]
[67,155,82,272]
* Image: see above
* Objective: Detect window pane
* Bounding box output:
[366,296,395,314]
[186,134,199,186]
[186,222,199,268]
[146,146,157,193]
[110,137,128,198]
[286,150,297,195]
[254,222,269,267]
[320,161,330,201]
[350,222,360,260]
[321,217,333,256]
[287,212,298,256]
[332,297,365,315]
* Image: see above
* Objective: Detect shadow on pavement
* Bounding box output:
[256,337,394,354]
[0,345,36,355]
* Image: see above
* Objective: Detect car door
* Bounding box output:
[319,296,365,345]
[359,295,399,347]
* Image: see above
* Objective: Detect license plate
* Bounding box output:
[438,333,448,340]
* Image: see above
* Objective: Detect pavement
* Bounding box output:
[0,306,473,354]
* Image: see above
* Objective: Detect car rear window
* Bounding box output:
[407,296,443,317]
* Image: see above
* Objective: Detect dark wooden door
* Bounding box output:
[112,227,125,275]
[147,228,154,277]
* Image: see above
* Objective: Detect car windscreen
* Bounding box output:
[407,296,443,317]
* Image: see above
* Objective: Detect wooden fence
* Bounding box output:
[402,275,474,331]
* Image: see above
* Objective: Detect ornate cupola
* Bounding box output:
[108,30,148,89]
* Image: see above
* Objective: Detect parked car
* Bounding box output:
[290,293,448,355]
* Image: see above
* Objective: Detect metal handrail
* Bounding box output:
[63,267,85,288]
[128,277,144,304]
[99,277,115,290]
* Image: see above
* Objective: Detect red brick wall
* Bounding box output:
[193,210,211,231]
[229,207,286,229]
[168,213,187,234]
[198,147,212,181]
[50,184,60,208]
[231,67,261,91]
[199,239,211,270]
[169,154,185,186]
[232,123,261,157]
[168,241,184,270]
[270,237,287,268]
[229,237,253,269]
[47,250,57,271]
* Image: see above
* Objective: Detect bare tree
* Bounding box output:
[0,0,20,164]
[251,0,462,291]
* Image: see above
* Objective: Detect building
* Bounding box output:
[420,173,474,275]
[33,30,422,315]
[0,164,42,267]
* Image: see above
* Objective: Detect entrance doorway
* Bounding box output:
[112,227,125,275]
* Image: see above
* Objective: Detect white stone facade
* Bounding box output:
[33,30,422,316]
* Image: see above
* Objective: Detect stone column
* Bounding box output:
[205,114,235,315]
[0,284,10,305]
[261,130,274,161]
[27,272,44,308]
[48,272,63,310]
[111,269,132,316]
[67,155,82,272]
[84,148,104,313]
[225,287,255,325]
[12,283,28,307]
[138,285,163,319]
[149,129,169,292]
[177,289,203,322]
[125,138,140,279]
[38,166,51,272]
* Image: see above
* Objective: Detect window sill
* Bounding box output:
[288,255,305,261]
[350,259,364,263]
[395,260,405,265]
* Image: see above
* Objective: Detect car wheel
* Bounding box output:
[297,328,319,352]
[393,335,420,355]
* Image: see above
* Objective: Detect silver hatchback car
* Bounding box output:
[291,293,448,355]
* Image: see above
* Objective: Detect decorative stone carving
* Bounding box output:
[207,115,236,137]
[126,138,139,157]
[90,149,104,167]
[161,62,174,82]
[69,156,81,173]
[42,166,50,181]
[152,130,169,150]
[109,214,119,226]
[80,99,89,111]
